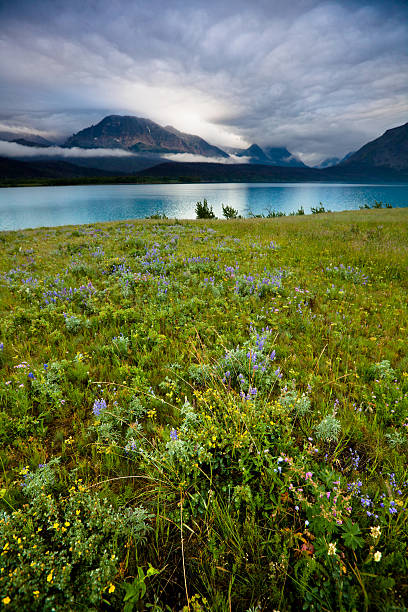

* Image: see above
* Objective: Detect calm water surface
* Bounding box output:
[1,182,408,231]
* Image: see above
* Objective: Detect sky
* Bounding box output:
[0,0,407,164]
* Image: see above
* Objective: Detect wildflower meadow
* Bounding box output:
[0,207,407,611]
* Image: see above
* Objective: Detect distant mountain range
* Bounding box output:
[1,117,407,183]
[0,132,55,146]
[64,115,307,165]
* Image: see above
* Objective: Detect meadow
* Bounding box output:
[0,209,407,611]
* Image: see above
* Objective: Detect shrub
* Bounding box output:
[222,204,239,219]
[64,314,83,334]
[315,413,341,442]
[0,463,151,611]
[195,199,216,219]
[311,202,331,214]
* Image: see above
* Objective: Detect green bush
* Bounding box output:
[195,199,216,219]
[0,462,150,611]
[222,204,239,219]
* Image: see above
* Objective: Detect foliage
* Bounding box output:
[195,199,216,219]
[0,463,150,611]
[222,204,239,219]
[311,202,331,214]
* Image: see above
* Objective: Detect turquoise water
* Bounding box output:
[0,182,407,231]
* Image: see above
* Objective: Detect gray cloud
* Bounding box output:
[163,153,251,164]
[0,141,134,158]
[0,0,407,162]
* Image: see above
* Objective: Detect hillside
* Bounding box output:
[0,156,118,179]
[342,122,408,170]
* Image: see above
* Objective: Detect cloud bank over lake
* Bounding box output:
[0,141,135,158]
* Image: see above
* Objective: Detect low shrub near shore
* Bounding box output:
[0,209,407,610]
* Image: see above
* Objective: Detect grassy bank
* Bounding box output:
[0,209,407,611]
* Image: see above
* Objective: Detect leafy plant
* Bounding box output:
[222,204,239,219]
[195,199,216,219]
[122,564,159,611]
[315,413,341,442]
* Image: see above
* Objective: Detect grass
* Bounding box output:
[0,208,407,611]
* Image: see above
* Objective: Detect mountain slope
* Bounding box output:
[164,125,228,157]
[236,144,271,163]
[65,115,228,158]
[341,123,408,170]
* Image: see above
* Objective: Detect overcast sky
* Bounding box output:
[0,0,407,163]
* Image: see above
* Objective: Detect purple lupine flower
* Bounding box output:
[93,398,107,416]
[170,428,178,441]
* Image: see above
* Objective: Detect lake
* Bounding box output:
[1,182,408,231]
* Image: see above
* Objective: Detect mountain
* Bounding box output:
[11,138,52,148]
[0,132,54,146]
[65,115,228,158]
[236,144,270,163]
[341,123,408,170]
[263,146,307,167]
[236,143,306,167]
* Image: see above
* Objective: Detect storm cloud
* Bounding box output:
[0,0,407,163]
